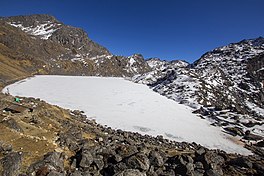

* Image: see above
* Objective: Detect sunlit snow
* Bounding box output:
[3,75,251,154]
[8,21,59,39]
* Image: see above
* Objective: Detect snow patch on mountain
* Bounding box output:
[133,38,264,152]
[8,21,61,39]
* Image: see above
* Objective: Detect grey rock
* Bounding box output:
[114,169,146,176]
[28,152,64,173]
[194,162,204,169]
[127,153,150,171]
[79,150,94,168]
[116,145,138,158]
[146,166,158,176]
[224,127,244,136]
[162,169,175,176]
[93,155,104,170]
[44,152,64,171]
[2,117,23,132]
[253,163,264,175]
[0,141,12,153]
[255,140,264,147]
[149,150,164,167]
[203,151,224,176]
[243,133,263,141]
[229,157,253,169]
[204,151,225,166]
[71,158,77,169]
[47,171,65,176]
[206,169,222,176]
[194,170,205,176]
[186,163,195,176]
[113,162,128,174]
[196,147,206,156]
[171,155,196,176]
[1,152,22,176]
[194,161,205,175]
[69,170,84,176]
[113,154,123,163]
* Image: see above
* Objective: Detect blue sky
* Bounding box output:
[1,0,264,63]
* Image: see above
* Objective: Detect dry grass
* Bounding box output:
[0,94,98,172]
[0,53,30,82]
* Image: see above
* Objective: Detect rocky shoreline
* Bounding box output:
[0,89,264,175]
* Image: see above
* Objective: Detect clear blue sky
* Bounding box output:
[1,0,263,63]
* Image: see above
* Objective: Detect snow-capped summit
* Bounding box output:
[3,14,61,40]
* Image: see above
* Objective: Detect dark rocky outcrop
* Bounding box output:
[28,152,65,175]
[1,152,22,176]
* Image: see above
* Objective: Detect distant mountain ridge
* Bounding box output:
[133,37,264,147]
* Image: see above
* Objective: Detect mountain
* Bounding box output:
[1,14,110,57]
[133,38,264,147]
[0,14,151,86]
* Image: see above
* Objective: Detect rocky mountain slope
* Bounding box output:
[0,14,151,86]
[133,37,264,155]
[0,14,264,175]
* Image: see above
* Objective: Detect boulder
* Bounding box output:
[203,151,225,167]
[47,171,65,176]
[1,152,22,176]
[169,155,195,176]
[2,117,23,132]
[196,147,206,156]
[127,153,150,171]
[228,157,253,169]
[243,133,263,141]
[194,161,205,175]
[149,150,164,167]
[203,151,225,176]
[28,152,64,174]
[223,127,244,136]
[114,169,146,176]
[115,145,138,158]
[69,170,83,176]
[206,169,222,176]
[93,155,104,170]
[255,140,264,147]
[0,141,12,153]
[79,150,94,168]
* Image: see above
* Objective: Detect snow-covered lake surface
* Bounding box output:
[3,75,250,154]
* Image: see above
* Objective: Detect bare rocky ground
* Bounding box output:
[0,91,264,176]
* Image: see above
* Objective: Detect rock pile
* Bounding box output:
[0,98,262,175]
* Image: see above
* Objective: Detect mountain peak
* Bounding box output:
[2,14,110,57]
[250,36,264,47]
[2,14,60,26]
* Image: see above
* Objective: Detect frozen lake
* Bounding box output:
[3,75,250,154]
